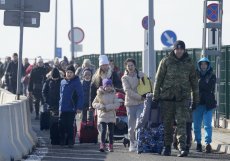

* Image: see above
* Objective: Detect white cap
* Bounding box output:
[99,55,109,66]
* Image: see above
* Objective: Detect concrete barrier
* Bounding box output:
[0,89,37,161]
[0,104,22,161]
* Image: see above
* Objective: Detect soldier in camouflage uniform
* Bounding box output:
[153,40,199,157]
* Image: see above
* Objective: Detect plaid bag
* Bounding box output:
[137,124,164,154]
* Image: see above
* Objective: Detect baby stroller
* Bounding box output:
[114,92,130,147]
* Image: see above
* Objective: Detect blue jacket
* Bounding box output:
[59,76,84,112]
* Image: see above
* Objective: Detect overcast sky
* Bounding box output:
[0,0,229,60]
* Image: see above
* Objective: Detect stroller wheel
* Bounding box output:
[122,138,130,148]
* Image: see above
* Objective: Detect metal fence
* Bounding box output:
[76,45,230,119]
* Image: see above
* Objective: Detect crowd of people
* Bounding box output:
[0,40,217,157]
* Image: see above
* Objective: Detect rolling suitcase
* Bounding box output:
[50,112,60,145]
[78,110,98,143]
[40,111,50,130]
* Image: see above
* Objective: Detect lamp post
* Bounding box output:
[148,0,155,82]
[70,0,75,60]
[54,0,58,59]
[100,0,105,55]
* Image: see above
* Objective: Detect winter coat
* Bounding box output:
[42,78,62,108]
[92,87,120,123]
[5,61,19,84]
[81,80,91,109]
[121,71,144,107]
[59,76,84,112]
[153,51,199,103]
[28,66,48,94]
[197,58,216,110]
[90,68,122,106]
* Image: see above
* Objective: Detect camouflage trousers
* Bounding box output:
[161,100,190,151]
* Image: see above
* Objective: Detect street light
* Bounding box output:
[100,0,105,55]
[70,0,75,60]
[148,0,155,82]
[54,0,58,59]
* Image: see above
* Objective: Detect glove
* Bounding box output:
[151,99,159,109]
[141,94,147,99]
[43,103,49,112]
[190,102,197,111]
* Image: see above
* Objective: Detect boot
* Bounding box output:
[185,145,190,153]
[163,146,171,156]
[177,150,188,157]
[196,143,202,152]
[205,144,212,153]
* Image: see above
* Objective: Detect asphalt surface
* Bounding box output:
[25,115,230,161]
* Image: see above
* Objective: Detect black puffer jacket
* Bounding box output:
[42,78,62,108]
[28,66,48,94]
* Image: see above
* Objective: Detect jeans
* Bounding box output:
[126,103,144,144]
[100,122,114,144]
[193,105,213,144]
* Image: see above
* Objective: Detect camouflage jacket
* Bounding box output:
[153,51,199,103]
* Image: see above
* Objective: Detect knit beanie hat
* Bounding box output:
[51,68,60,78]
[99,55,109,66]
[66,65,75,73]
[83,68,92,76]
[173,40,186,50]
[102,78,113,88]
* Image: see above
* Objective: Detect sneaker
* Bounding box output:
[205,144,212,153]
[177,150,188,157]
[163,146,171,156]
[129,142,136,152]
[99,143,105,152]
[108,144,114,152]
[196,143,202,152]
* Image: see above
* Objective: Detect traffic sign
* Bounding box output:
[4,11,40,27]
[68,27,85,44]
[55,48,62,58]
[161,30,177,47]
[207,3,218,22]
[70,44,83,52]
[142,16,155,30]
[0,0,50,12]
[208,28,218,48]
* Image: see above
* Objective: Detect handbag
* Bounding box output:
[137,74,152,96]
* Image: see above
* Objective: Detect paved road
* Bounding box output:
[25,116,230,161]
